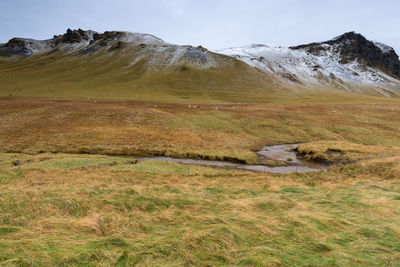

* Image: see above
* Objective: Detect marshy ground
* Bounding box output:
[1,95,400,265]
[1,151,400,265]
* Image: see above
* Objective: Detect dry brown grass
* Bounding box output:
[1,152,400,265]
[296,141,400,164]
[0,94,400,265]
[1,98,400,164]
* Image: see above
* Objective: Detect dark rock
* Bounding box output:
[197,45,207,52]
[291,32,400,78]
[78,44,101,55]
[91,31,123,48]
[178,66,190,72]
[61,28,90,43]
[0,38,33,57]
[183,47,207,63]
[280,73,301,83]
[108,41,125,51]
[77,31,127,55]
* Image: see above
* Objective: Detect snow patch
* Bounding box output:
[217,43,400,91]
[373,41,393,54]
[121,32,165,45]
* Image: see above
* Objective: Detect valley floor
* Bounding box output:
[0,95,400,265]
[1,152,400,266]
[1,95,400,163]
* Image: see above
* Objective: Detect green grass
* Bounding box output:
[1,98,400,164]
[2,49,400,104]
[1,57,400,265]
[0,49,278,104]
[0,152,400,265]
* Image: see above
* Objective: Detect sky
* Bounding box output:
[1,0,399,53]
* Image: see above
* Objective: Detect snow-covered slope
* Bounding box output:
[0,29,274,101]
[218,32,400,96]
[1,29,400,97]
[0,29,236,71]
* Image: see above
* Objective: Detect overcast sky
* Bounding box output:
[1,0,399,53]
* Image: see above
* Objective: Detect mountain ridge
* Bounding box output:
[1,29,399,99]
[219,31,400,96]
[290,31,400,79]
[0,29,277,102]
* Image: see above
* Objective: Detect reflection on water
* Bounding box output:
[138,144,329,174]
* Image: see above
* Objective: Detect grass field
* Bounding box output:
[0,92,400,265]
[1,152,400,265]
[1,96,400,163]
[2,26,400,266]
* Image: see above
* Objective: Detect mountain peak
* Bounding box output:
[0,29,167,59]
[329,31,365,43]
[54,28,95,44]
[290,32,400,79]
[2,29,400,97]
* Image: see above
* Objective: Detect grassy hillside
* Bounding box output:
[3,43,394,103]
[0,47,282,103]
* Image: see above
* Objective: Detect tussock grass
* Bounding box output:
[1,152,400,265]
[296,141,400,164]
[1,98,400,163]
[0,92,399,265]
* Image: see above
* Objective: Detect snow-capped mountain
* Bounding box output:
[218,32,400,96]
[0,28,238,71]
[0,29,273,101]
[0,28,165,56]
[1,29,400,98]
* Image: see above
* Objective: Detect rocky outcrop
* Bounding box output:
[56,28,93,44]
[0,28,94,58]
[0,38,34,57]
[291,32,400,79]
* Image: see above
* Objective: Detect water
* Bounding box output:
[257,144,302,164]
[138,144,329,174]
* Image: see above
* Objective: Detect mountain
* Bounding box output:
[1,29,236,70]
[0,29,276,102]
[218,32,400,97]
[1,29,399,101]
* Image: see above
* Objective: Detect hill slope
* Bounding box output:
[218,32,400,97]
[0,29,277,103]
[1,29,400,101]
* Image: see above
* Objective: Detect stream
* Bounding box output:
[138,144,329,174]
